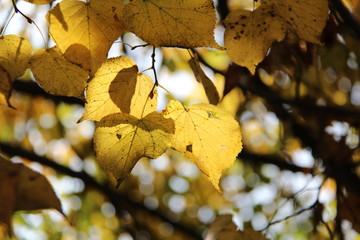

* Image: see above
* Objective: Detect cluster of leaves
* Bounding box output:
[0,0,336,238]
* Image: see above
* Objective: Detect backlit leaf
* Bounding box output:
[30,46,89,98]
[47,0,125,74]
[0,66,12,107]
[0,157,64,236]
[0,35,32,80]
[262,0,329,44]
[224,5,286,74]
[123,0,220,48]
[163,100,242,191]
[188,55,220,105]
[94,112,175,184]
[81,56,157,121]
[225,0,328,74]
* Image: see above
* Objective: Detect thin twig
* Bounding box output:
[151,46,159,86]
[11,0,33,24]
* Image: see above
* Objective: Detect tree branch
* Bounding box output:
[0,142,202,240]
[239,150,311,173]
[12,80,84,106]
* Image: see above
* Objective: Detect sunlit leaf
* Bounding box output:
[0,66,11,107]
[224,5,286,74]
[0,157,64,236]
[123,0,220,48]
[94,112,175,184]
[30,46,89,98]
[0,35,32,80]
[81,56,157,121]
[24,0,54,4]
[188,55,220,105]
[163,100,242,191]
[47,0,125,74]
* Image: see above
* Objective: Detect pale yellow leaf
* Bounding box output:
[30,46,89,98]
[0,157,64,236]
[188,56,220,105]
[224,5,286,74]
[163,100,242,191]
[123,0,220,48]
[81,56,157,121]
[94,112,175,184]
[0,35,32,80]
[218,87,245,117]
[262,0,328,44]
[24,0,54,4]
[0,66,12,107]
[206,215,269,240]
[47,0,125,74]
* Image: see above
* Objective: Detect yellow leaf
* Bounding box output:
[47,0,125,74]
[163,100,242,191]
[218,87,245,117]
[24,0,54,4]
[224,5,286,74]
[205,215,269,240]
[188,55,220,105]
[123,0,220,48]
[0,35,32,80]
[81,56,157,121]
[94,112,175,184]
[262,0,328,44]
[0,66,12,107]
[0,157,64,236]
[30,46,89,98]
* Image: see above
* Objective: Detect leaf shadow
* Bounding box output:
[108,65,138,114]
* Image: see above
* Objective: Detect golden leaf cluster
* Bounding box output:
[0,0,330,192]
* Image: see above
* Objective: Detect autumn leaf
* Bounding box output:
[188,55,220,105]
[0,157,64,236]
[224,0,328,74]
[0,35,32,80]
[30,46,89,99]
[47,0,125,74]
[205,215,269,240]
[81,56,157,121]
[123,0,220,48]
[262,0,329,44]
[224,5,286,74]
[0,66,12,107]
[94,112,175,185]
[163,100,242,191]
[24,0,54,4]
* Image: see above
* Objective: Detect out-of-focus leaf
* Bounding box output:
[0,157,64,236]
[205,215,269,240]
[188,55,220,105]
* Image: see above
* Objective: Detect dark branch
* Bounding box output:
[0,142,202,240]
[12,80,84,106]
[239,150,311,173]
